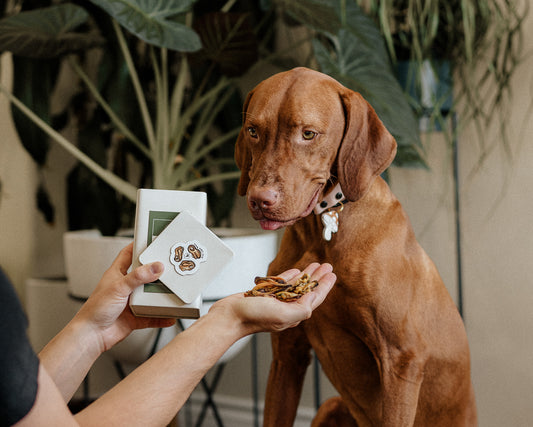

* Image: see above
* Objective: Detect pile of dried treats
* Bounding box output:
[244,273,318,301]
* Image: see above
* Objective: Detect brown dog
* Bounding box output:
[235,67,477,426]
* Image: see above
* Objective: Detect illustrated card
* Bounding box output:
[139,211,234,304]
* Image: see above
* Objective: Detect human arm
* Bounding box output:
[74,262,335,426]
[37,243,175,402]
[17,261,335,426]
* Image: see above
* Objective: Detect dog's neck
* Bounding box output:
[313,183,346,215]
[313,183,347,241]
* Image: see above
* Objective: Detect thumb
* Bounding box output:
[123,262,164,293]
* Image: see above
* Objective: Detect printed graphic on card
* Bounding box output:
[139,211,234,303]
[170,241,207,275]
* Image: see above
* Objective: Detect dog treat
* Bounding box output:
[244,273,318,301]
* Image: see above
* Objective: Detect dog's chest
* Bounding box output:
[303,289,381,398]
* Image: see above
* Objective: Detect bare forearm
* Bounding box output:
[20,263,334,427]
[74,309,247,426]
[38,318,102,402]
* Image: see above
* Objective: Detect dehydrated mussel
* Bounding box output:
[244,273,318,301]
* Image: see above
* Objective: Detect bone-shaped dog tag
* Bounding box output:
[321,210,339,241]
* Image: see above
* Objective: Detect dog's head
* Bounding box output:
[235,67,397,231]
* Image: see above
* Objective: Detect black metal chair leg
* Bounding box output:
[251,334,259,427]
[113,359,127,380]
[313,351,322,410]
[194,364,226,427]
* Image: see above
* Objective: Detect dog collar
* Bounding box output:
[314,183,347,241]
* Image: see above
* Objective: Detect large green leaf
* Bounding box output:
[89,0,202,52]
[67,108,123,235]
[10,56,57,165]
[273,0,341,34]
[334,1,390,62]
[311,4,425,168]
[193,12,258,77]
[10,55,60,224]
[0,4,103,58]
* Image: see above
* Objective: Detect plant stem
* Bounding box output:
[340,0,347,26]
[171,86,236,187]
[169,55,189,144]
[174,126,240,187]
[160,48,169,184]
[169,77,231,162]
[0,83,137,202]
[149,46,169,189]
[168,54,189,177]
[221,0,237,13]
[176,171,241,191]
[67,56,151,159]
[113,20,157,152]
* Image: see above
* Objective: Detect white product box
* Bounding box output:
[129,189,207,318]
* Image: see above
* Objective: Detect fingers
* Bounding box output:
[112,242,134,275]
[134,316,176,330]
[108,243,165,295]
[306,271,336,309]
[277,263,335,303]
[270,264,335,329]
[294,263,336,310]
[277,263,332,283]
[302,262,333,283]
[277,268,302,282]
[220,262,336,335]
[122,262,164,294]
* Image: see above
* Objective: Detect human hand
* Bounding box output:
[74,243,175,354]
[209,263,336,336]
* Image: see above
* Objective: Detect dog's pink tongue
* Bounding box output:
[259,219,284,231]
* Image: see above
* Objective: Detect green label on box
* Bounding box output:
[144,211,180,294]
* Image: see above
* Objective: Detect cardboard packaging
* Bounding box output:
[129,189,208,318]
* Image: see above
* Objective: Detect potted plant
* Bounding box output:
[0,0,428,294]
[0,6,275,376]
[0,2,278,371]
[355,0,526,150]
[0,0,428,229]
[0,0,430,373]
[1,0,246,231]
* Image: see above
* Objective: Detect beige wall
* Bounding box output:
[1,10,533,424]
[392,12,533,422]
[0,54,74,298]
[457,51,533,424]
[0,53,37,297]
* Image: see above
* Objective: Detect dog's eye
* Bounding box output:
[302,130,316,140]
[247,127,258,138]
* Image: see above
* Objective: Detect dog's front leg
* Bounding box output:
[379,348,426,426]
[263,325,312,427]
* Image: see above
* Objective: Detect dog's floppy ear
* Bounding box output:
[235,90,254,196]
[336,90,397,202]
